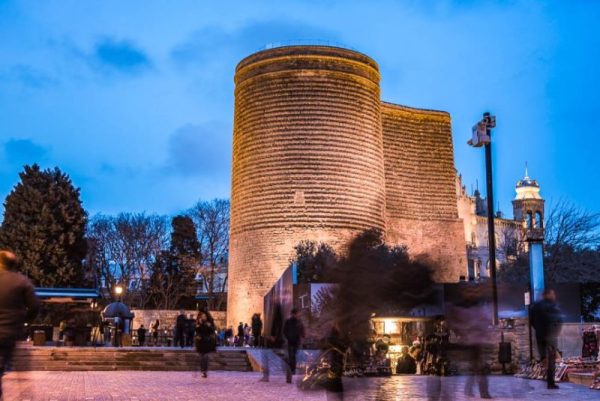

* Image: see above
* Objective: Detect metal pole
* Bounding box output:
[484,114,499,326]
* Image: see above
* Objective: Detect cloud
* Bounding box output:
[91,38,152,74]
[2,138,50,167]
[0,65,58,89]
[165,122,231,178]
[171,20,340,67]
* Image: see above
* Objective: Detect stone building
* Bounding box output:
[456,167,545,281]
[227,45,465,326]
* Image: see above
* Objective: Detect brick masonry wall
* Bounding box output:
[382,103,465,281]
[131,310,227,331]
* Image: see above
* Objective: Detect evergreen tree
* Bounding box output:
[0,164,88,287]
[151,215,199,309]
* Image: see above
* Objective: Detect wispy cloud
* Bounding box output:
[90,38,152,74]
[0,65,58,89]
[2,138,50,167]
[164,122,231,178]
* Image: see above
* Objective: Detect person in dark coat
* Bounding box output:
[195,311,216,378]
[237,322,244,346]
[0,251,40,399]
[175,310,186,348]
[137,325,147,346]
[150,319,160,346]
[185,314,195,347]
[283,308,305,375]
[396,346,416,374]
[251,313,263,347]
[530,288,563,389]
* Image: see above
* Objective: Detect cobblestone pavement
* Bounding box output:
[2,371,599,401]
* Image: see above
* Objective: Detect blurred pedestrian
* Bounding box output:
[259,303,291,383]
[283,308,305,375]
[225,326,234,346]
[195,311,216,378]
[150,319,160,346]
[185,314,195,347]
[531,288,563,390]
[322,324,346,401]
[252,313,263,347]
[0,250,40,399]
[447,286,492,399]
[137,325,147,347]
[237,322,244,347]
[175,310,186,348]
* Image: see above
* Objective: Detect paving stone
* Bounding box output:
[2,371,599,401]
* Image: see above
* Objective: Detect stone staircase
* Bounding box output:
[10,344,252,372]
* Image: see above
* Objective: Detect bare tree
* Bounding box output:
[189,199,229,311]
[545,199,600,252]
[497,223,524,264]
[87,213,168,307]
[498,200,600,286]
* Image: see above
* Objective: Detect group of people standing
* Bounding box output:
[218,313,264,347]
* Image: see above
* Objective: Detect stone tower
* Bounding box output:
[512,165,545,300]
[512,165,545,234]
[228,45,466,327]
[228,46,387,326]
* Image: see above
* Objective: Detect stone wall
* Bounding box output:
[381,103,465,281]
[131,310,227,331]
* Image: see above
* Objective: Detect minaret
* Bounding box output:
[512,164,545,300]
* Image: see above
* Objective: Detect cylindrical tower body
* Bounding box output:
[228,46,386,326]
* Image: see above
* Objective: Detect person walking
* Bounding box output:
[283,308,305,376]
[175,310,186,348]
[531,288,563,390]
[0,251,40,399]
[251,313,263,347]
[195,311,216,378]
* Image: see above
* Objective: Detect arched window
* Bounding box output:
[527,212,533,228]
[535,211,543,228]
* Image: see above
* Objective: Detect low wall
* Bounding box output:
[474,319,594,373]
[131,310,227,331]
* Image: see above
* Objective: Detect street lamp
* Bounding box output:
[114,284,124,301]
[468,112,499,326]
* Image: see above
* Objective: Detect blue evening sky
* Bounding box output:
[0,0,598,217]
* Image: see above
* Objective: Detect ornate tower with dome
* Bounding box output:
[512,165,545,238]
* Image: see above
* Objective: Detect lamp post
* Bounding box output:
[114,284,124,302]
[468,112,499,326]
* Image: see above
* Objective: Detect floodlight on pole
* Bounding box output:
[468,112,499,326]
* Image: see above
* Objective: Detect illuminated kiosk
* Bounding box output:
[263,263,442,375]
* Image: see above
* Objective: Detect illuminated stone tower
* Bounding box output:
[228,46,387,326]
[512,165,545,229]
[512,166,545,300]
[228,45,466,326]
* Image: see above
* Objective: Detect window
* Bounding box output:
[527,212,533,228]
[535,211,543,228]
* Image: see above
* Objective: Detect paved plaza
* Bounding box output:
[2,371,599,401]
